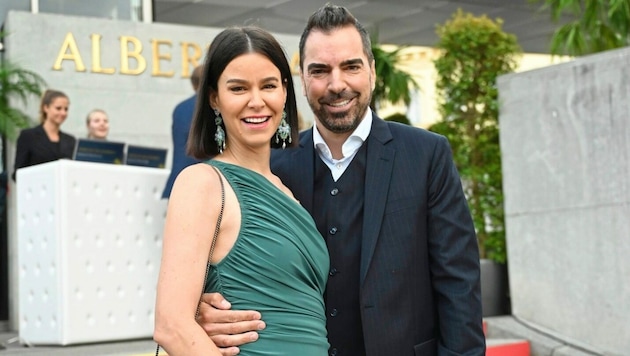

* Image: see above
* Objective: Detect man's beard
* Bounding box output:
[309,91,370,134]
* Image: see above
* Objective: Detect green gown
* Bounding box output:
[204,160,329,355]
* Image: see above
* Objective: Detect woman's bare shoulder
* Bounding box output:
[171,163,222,198]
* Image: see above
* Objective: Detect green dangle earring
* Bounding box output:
[275,111,291,149]
[214,108,226,153]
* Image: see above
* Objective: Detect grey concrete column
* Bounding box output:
[498,47,630,355]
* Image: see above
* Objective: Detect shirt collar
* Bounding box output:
[312,108,373,159]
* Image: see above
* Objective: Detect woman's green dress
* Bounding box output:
[204,161,329,355]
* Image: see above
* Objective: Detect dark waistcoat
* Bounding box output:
[312,143,368,356]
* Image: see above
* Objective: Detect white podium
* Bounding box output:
[16,160,169,345]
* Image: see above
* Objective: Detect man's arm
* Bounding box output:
[427,136,486,355]
[197,293,266,356]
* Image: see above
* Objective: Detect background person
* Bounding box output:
[12,89,76,181]
[197,4,486,356]
[161,65,203,199]
[85,109,109,139]
[153,26,328,356]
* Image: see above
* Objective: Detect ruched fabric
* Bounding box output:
[205,160,329,355]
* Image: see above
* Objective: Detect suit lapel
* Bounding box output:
[61,134,74,155]
[360,116,394,286]
[292,130,316,214]
[293,121,394,285]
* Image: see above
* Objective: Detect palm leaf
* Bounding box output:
[371,44,419,110]
[0,61,47,140]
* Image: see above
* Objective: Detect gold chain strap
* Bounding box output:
[155,165,225,356]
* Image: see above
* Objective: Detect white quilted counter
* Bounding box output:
[16,160,169,345]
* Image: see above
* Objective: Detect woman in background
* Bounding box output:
[12,89,76,181]
[85,108,109,140]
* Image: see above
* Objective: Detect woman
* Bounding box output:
[85,109,109,139]
[12,89,76,181]
[153,27,329,355]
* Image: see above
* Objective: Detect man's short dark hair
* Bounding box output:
[298,3,373,70]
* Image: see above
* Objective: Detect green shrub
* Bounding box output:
[429,9,521,264]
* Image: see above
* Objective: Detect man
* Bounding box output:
[162,65,202,199]
[198,4,485,355]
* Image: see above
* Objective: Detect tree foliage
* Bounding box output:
[384,112,411,125]
[429,9,521,263]
[370,44,419,112]
[531,0,630,56]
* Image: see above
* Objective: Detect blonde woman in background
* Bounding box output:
[86,109,109,140]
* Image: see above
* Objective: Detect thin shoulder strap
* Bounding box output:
[206,165,225,274]
[155,164,225,356]
[195,165,225,316]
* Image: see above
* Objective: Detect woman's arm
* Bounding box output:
[154,164,225,356]
[12,129,32,181]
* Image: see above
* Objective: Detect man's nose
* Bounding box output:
[328,69,347,93]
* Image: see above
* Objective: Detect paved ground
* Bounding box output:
[2,316,604,355]
[0,331,164,355]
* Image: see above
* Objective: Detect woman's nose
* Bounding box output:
[248,89,265,108]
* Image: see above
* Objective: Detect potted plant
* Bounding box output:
[429,9,521,316]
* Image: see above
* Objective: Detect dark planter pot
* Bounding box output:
[480,259,511,317]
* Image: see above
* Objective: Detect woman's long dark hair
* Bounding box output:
[188,27,299,159]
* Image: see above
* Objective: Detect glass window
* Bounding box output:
[38,0,143,21]
[0,0,30,28]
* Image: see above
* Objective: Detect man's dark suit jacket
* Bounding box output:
[12,125,76,181]
[271,114,485,356]
[162,95,200,198]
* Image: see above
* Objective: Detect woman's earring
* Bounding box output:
[214,109,226,153]
[275,111,291,149]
